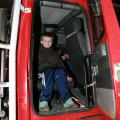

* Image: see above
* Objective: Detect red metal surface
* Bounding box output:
[30,106,113,120]
[16,0,120,120]
[17,0,33,120]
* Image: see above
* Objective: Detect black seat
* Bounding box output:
[63,17,87,87]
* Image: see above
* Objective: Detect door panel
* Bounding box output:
[92,42,116,119]
[87,0,120,119]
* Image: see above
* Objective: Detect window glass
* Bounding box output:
[112,0,120,25]
[87,0,105,46]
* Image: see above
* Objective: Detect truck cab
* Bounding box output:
[0,0,120,120]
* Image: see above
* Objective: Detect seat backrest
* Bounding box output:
[63,17,87,86]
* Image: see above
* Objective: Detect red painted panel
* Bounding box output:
[30,106,98,120]
[17,0,33,120]
[80,116,104,120]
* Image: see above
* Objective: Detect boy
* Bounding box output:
[38,32,77,112]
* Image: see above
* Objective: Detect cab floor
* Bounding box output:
[39,87,88,115]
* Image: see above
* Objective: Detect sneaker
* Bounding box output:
[39,101,49,112]
[63,98,78,108]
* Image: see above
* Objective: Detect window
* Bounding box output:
[0,9,11,82]
[112,0,120,25]
[87,0,105,46]
[0,1,14,119]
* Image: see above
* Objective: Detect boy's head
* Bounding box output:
[40,32,54,48]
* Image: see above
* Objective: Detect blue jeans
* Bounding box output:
[39,67,70,103]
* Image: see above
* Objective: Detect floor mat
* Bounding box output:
[39,88,88,115]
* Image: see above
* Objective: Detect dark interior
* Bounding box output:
[30,0,95,115]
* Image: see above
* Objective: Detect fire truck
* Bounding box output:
[0,0,120,120]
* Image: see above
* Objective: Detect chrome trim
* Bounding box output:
[96,88,116,119]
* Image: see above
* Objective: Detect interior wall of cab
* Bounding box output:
[63,17,88,86]
[30,0,94,115]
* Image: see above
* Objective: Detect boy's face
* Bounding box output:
[40,36,53,48]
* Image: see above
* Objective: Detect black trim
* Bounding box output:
[84,54,95,106]
[30,0,42,114]
[44,24,58,29]
[87,0,105,47]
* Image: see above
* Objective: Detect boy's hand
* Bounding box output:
[61,56,66,60]
[67,76,73,82]
[61,54,69,60]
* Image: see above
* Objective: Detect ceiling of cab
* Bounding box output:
[0,0,13,8]
[41,6,71,24]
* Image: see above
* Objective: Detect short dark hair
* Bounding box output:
[40,32,54,41]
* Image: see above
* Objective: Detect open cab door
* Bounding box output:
[87,0,120,120]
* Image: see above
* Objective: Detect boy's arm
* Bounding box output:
[57,57,66,71]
